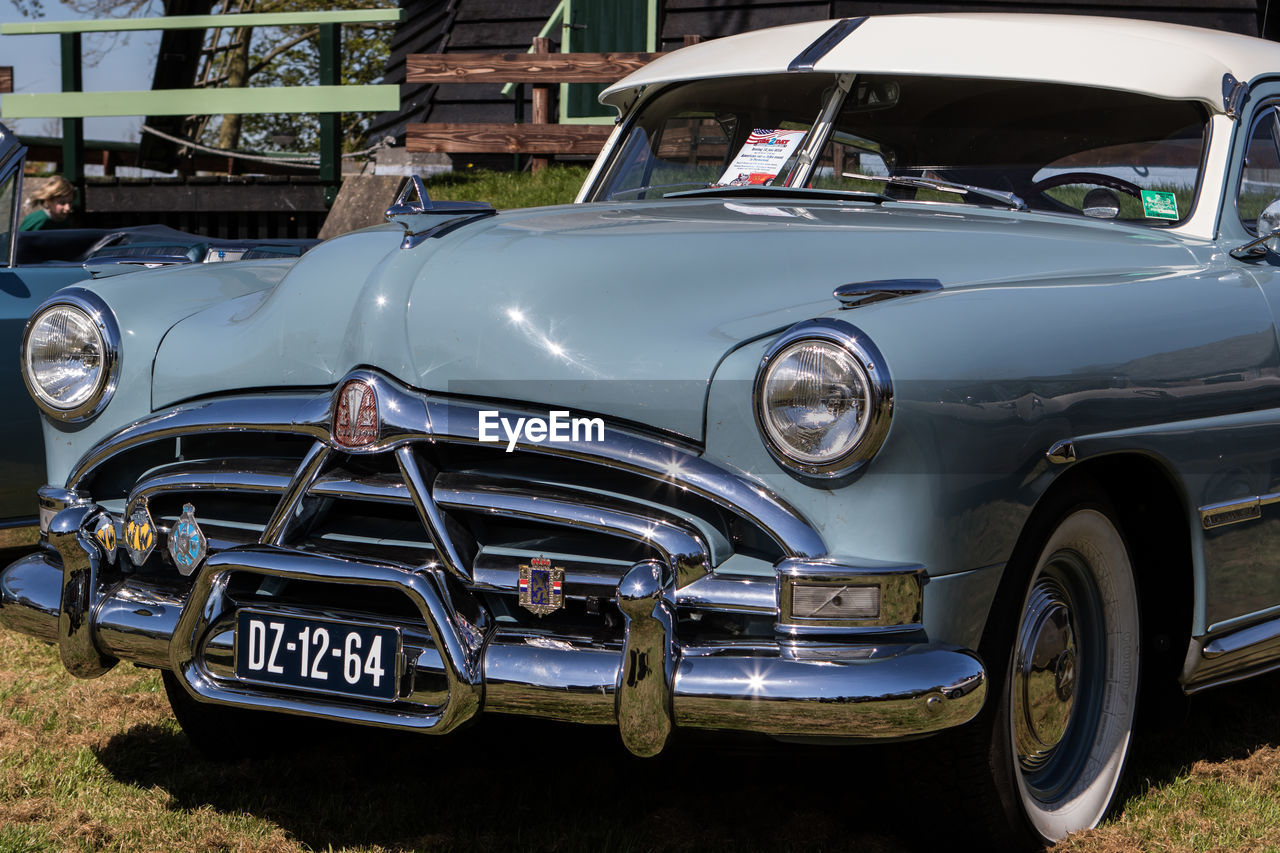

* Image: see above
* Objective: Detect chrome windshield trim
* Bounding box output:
[788,17,866,72]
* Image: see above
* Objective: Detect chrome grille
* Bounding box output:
[71,375,826,637]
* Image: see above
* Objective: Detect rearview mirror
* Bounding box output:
[1232,198,1280,259]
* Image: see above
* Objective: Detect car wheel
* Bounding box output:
[1001,505,1140,840]
[942,493,1141,847]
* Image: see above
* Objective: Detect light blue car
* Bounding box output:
[7,13,1280,844]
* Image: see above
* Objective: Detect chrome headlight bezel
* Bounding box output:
[752,318,892,480]
[21,288,121,423]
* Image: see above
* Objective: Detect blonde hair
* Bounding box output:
[28,175,75,210]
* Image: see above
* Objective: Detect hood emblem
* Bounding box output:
[168,503,208,577]
[334,378,379,448]
[124,497,156,565]
[519,556,565,616]
[93,514,117,564]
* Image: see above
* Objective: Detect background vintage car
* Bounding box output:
[0,126,314,551]
[9,13,1280,847]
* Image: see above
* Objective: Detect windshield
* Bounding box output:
[590,73,1209,225]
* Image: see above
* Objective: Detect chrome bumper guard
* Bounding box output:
[0,507,988,755]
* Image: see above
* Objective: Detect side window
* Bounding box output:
[0,168,16,267]
[1240,105,1280,232]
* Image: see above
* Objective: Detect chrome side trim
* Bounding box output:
[787,17,866,72]
[1198,493,1280,529]
[434,472,710,588]
[616,560,677,756]
[1186,615,1280,693]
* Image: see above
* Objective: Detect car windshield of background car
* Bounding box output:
[595,73,1209,225]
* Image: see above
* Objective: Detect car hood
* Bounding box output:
[152,197,1201,438]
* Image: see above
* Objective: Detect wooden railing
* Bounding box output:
[404,36,698,171]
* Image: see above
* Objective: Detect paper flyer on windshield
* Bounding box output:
[717,129,807,187]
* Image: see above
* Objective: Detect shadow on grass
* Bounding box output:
[91,672,1280,852]
[94,715,921,852]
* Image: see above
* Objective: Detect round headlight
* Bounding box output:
[22,289,120,422]
[754,319,891,479]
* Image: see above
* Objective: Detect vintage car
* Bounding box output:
[0,126,314,552]
[7,12,1280,845]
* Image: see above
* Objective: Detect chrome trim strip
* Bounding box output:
[1186,616,1280,693]
[261,441,332,546]
[835,278,942,309]
[1200,495,1267,529]
[68,383,825,560]
[1046,439,1076,465]
[434,472,710,589]
[1202,616,1280,659]
[787,17,866,72]
[131,461,295,502]
[396,446,475,582]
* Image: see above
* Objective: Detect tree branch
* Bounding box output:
[247,25,317,78]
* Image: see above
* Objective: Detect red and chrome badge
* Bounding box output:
[333,379,379,448]
[518,556,565,615]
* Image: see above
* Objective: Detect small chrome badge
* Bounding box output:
[334,378,379,448]
[168,503,208,576]
[124,497,156,565]
[518,556,565,615]
[93,514,117,564]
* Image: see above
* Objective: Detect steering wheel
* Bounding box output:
[1025,171,1144,198]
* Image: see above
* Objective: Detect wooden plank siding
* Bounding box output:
[407,51,661,84]
[407,122,613,154]
[0,67,11,95]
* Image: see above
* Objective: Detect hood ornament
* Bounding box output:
[334,377,380,449]
[385,175,496,250]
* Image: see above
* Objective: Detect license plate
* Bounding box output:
[234,610,401,701]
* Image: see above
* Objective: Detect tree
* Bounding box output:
[196,0,396,154]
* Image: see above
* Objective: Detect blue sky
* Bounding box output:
[1,0,161,142]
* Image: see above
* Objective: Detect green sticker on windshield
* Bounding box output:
[1140,190,1179,220]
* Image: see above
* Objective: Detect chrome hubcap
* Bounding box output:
[1014,575,1079,771]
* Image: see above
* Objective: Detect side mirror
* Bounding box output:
[1232,198,1280,259]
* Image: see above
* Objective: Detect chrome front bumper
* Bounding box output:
[0,509,987,756]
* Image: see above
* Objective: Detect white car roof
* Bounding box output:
[601,14,1280,112]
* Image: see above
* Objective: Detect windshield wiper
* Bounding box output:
[840,172,1026,210]
[663,185,891,203]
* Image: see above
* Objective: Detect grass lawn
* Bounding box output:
[5,624,1280,851]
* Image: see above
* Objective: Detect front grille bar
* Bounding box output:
[73,389,826,560]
